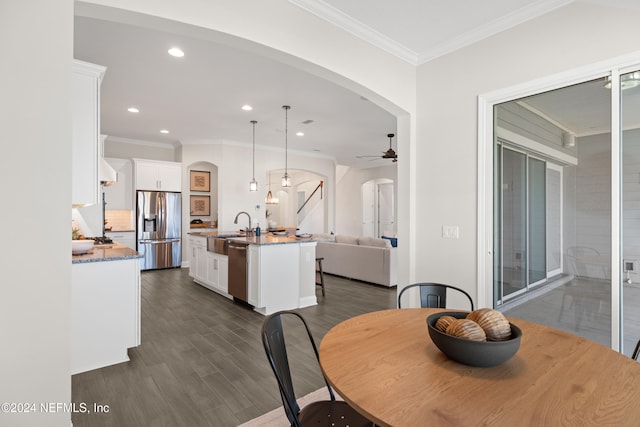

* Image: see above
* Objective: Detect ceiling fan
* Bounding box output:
[357,133,398,162]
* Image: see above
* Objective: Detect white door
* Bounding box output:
[377,182,395,237]
[362,181,375,237]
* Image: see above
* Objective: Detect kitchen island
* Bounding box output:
[72,244,142,374]
[188,231,317,315]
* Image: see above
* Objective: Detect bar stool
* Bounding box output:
[316,257,325,296]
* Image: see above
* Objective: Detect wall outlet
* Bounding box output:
[624,259,638,272]
[442,225,459,239]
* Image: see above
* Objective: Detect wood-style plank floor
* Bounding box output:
[71,268,396,427]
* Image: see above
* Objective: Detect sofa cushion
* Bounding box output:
[358,236,391,248]
[335,234,359,245]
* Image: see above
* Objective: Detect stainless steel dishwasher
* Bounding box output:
[228,242,249,302]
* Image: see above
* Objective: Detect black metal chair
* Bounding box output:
[261,310,372,427]
[633,339,640,361]
[397,282,474,310]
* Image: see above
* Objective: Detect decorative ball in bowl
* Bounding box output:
[426,310,522,367]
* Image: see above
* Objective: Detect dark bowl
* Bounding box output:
[426,311,522,367]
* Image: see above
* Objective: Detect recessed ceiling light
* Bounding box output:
[296,132,304,136]
[160,129,169,134]
[168,47,184,58]
[242,105,253,111]
[127,107,139,113]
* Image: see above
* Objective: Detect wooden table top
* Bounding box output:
[319,308,640,427]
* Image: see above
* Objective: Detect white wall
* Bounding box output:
[335,164,398,236]
[0,1,72,426]
[416,2,640,302]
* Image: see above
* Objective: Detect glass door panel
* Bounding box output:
[621,69,640,357]
[496,78,613,349]
[528,157,546,285]
[547,166,562,277]
[501,147,527,299]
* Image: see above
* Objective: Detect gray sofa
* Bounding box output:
[315,234,397,287]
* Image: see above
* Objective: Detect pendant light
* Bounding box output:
[249,120,258,192]
[281,105,292,187]
[265,171,279,205]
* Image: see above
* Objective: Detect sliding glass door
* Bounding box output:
[495,144,556,304]
[483,67,640,352]
[621,69,640,357]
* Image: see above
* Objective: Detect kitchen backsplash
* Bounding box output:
[105,210,133,231]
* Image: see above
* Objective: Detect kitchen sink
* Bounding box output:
[207,234,242,255]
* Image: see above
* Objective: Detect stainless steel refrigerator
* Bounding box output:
[136,191,182,270]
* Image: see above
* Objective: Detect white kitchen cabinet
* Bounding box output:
[187,236,200,279]
[206,252,218,288]
[71,257,140,374]
[106,231,135,249]
[189,235,230,297]
[217,255,228,294]
[247,241,317,314]
[133,159,182,192]
[188,235,207,281]
[72,60,105,206]
[195,244,208,283]
[104,158,133,210]
[206,252,229,294]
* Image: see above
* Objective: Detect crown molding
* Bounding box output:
[104,135,179,149]
[288,0,420,65]
[289,0,574,66]
[418,0,574,64]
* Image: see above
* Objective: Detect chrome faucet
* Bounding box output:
[234,211,253,235]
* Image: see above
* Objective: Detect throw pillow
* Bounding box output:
[381,236,398,247]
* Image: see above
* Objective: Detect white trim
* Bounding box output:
[611,70,621,352]
[288,0,573,66]
[546,162,564,279]
[287,0,419,65]
[516,100,576,135]
[106,135,178,150]
[497,127,578,165]
[477,94,492,308]
[418,0,573,64]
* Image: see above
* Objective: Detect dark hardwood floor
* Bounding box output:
[71,267,396,426]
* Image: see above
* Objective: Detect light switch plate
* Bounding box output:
[442,225,459,239]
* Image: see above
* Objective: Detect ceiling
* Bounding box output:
[74,1,640,169]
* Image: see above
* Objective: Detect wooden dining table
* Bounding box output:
[318,308,640,427]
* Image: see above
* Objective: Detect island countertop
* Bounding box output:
[188,230,315,246]
[72,244,142,264]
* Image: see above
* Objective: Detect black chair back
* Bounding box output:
[261,310,335,426]
[398,282,474,310]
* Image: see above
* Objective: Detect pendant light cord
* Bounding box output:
[283,105,290,177]
[251,120,257,180]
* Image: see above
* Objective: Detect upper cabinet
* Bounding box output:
[104,157,133,210]
[72,60,106,206]
[133,159,182,192]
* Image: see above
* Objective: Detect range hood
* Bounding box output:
[100,157,117,186]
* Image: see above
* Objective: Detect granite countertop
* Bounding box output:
[72,244,142,264]
[188,230,315,246]
[229,234,316,246]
